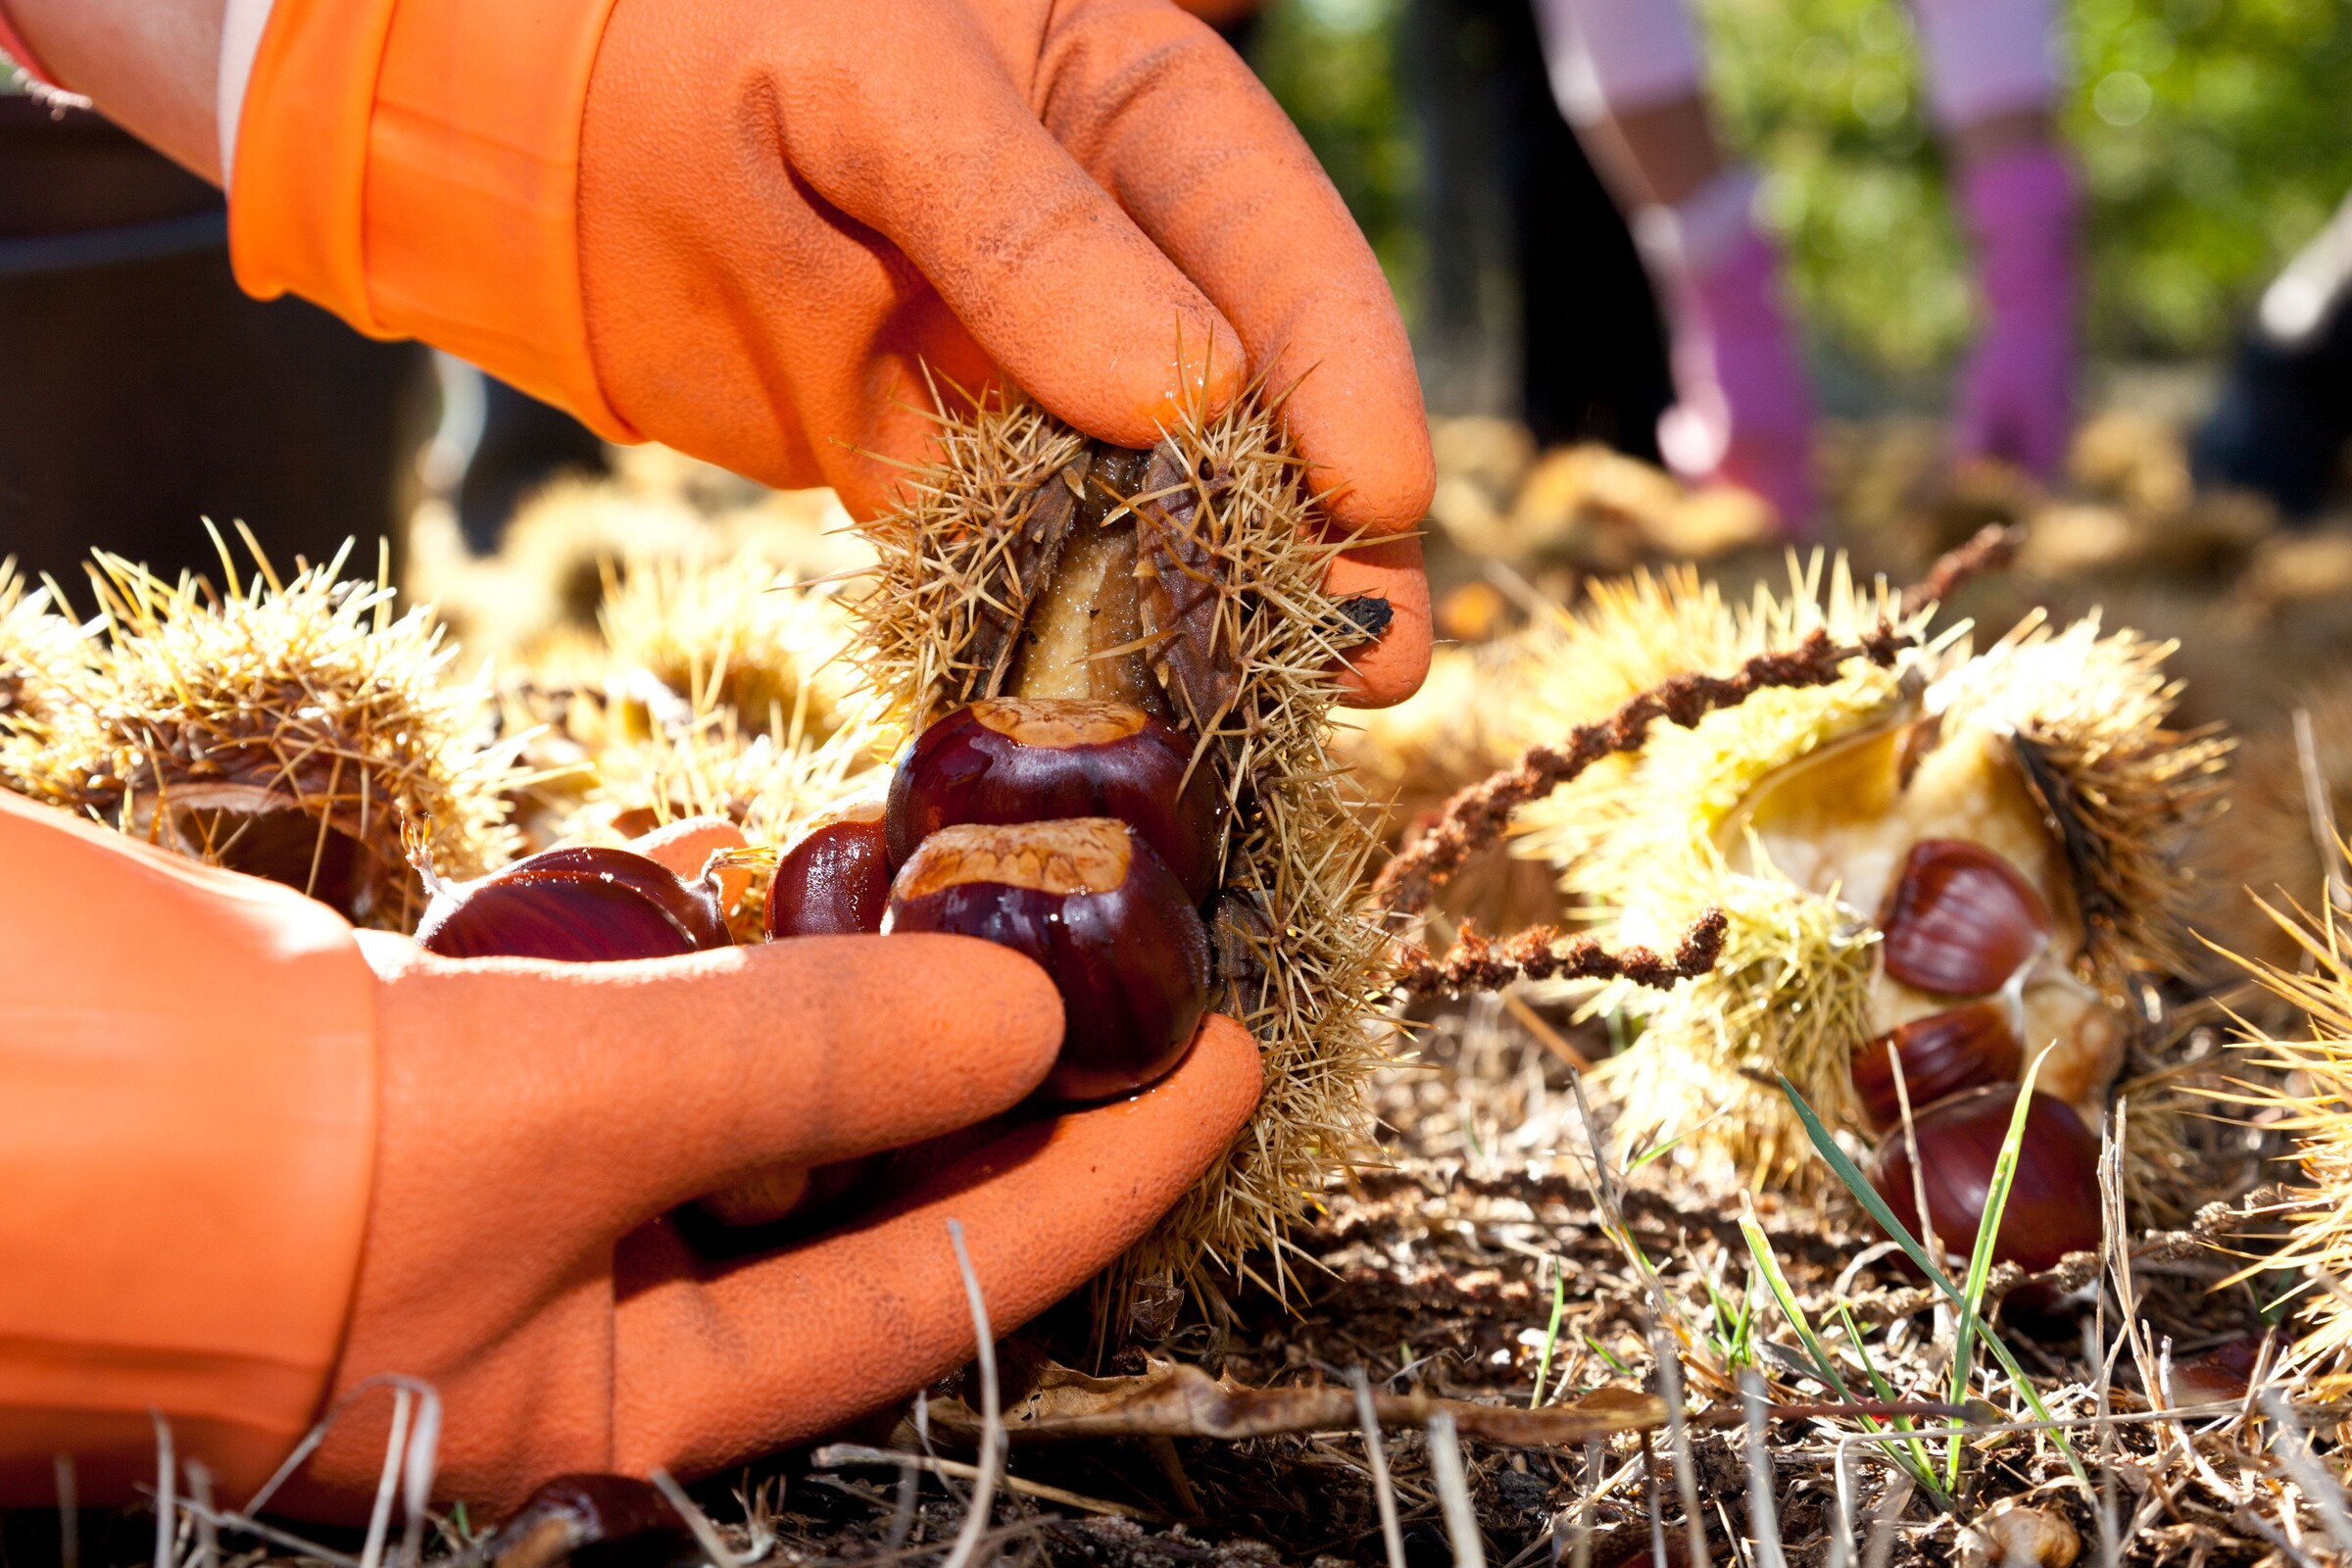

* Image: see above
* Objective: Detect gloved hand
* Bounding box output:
[321,942,1259,1519]
[1954,145,2078,479]
[228,0,1432,704]
[0,791,1262,1518]
[1643,205,1818,532]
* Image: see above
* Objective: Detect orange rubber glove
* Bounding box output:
[226,0,1431,705]
[0,789,1262,1519]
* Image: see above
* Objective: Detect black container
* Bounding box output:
[0,99,433,584]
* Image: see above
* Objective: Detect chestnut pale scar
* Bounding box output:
[894,818,1133,899]
[970,697,1149,749]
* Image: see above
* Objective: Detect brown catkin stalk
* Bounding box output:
[1372,624,1914,918]
[1899,522,2023,615]
[1395,907,1730,997]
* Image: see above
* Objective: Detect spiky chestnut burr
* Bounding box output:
[416,846,731,961]
[884,818,1210,1102]
[1868,1084,2101,1277]
[767,791,892,938]
[851,388,1395,1296]
[886,698,1225,903]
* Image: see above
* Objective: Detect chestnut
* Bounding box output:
[766,792,891,938]
[482,1473,702,1568]
[885,697,1225,904]
[1878,838,2053,997]
[1850,1003,2023,1132]
[883,817,1210,1102]
[416,845,730,961]
[1867,1084,2101,1276]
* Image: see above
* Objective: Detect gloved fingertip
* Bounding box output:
[919,934,1067,1089]
[1185,1014,1266,1139]
[1310,442,1437,540]
[1323,536,1432,709]
[1102,307,1248,446]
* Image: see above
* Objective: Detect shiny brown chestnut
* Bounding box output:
[1850,1002,2024,1132]
[1868,1084,2101,1276]
[765,793,892,938]
[885,697,1225,904]
[883,817,1211,1102]
[1878,838,2053,997]
[416,845,730,961]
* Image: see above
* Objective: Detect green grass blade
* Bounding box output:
[1742,1218,1946,1499]
[1944,1050,2049,1488]
[1838,1303,1945,1504]
[1776,1072,2089,1485]
[1740,1216,1852,1400]
[1530,1267,1568,1408]
[1584,1334,1633,1376]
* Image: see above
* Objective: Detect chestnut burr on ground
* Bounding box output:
[1477,561,2228,1269]
[851,389,1396,1299]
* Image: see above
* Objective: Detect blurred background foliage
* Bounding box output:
[1250,0,2352,377]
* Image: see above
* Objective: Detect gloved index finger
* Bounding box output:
[771,0,1248,454]
[367,933,1064,1238]
[1034,0,1436,539]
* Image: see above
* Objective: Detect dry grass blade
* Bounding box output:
[2258,1392,2352,1555]
[55,1454,77,1568]
[1427,1413,1488,1568]
[2292,709,2349,913]
[183,1462,216,1568]
[1859,1473,1913,1568]
[1740,1371,1786,1568]
[358,1387,412,1568]
[1348,1367,1408,1568]
[810,1446,1163,1522]
[1652,1330,1708,1568]
[649,1469,743,1568]
[941,1218,1001,1568]
[149,1411,174,1568]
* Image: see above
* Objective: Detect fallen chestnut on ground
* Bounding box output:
[415,845,731,961]
[1868,1083,2101,1277]
[1878,838,2053,997]
[886,697,1225,904]
[766,792,892,938]
[883,817,1210,1102]
[481,1473,702,1568]
[1850,1002,2023,1131]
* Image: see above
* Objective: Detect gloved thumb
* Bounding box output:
[358,932,1065,1241]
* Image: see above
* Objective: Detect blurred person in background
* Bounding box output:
[1534,0,2078,529]
[2195,186,2352,520]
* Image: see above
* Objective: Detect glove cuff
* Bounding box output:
[227,0,636,439]
[0,793,378,1505]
